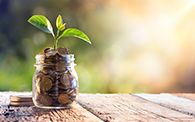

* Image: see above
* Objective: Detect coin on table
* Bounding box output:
[10,101,34,106]
[36,75,53,93]
[10,95,32,102]
[58,93,71,104]
[36,94,52,106]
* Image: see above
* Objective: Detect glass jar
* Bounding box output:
[32,53,78,109]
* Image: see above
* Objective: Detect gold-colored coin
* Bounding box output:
[45,50,57,58]
[40,66,54,75]
[36,77,41,94]
[60,73,72,88]
[37,59,45,64]
[36,72,44,78]
[41,76,53,91]
[69,88,77,96]
[44,47,51,54]
[57,48,69,55]
[56,62,65,71]
[40,69,49,75]
[10,101,34,106]
[36,75,53,93]
[69,70,78,81]
[58,94,71,104]
[10,95,32,102]
[37,94,52,106]
[35,54,45,64]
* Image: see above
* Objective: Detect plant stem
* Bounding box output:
[53,39,56,50]
[54,30,60,50]
[54,38,59,50]
[56,30,60,37]
[55,39,58,50]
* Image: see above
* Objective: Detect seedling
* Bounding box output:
[28,15,91,50]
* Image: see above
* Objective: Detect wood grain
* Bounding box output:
[173,93,195,101]
[78,94,195,122]
[0,92,102,122]
[1,92,195,122]
[136,93,195,117]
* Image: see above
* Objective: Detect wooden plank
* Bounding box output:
[0,92,102,122]
[78,94,195,122]
[173,93,195,101]
[136,93,195,117]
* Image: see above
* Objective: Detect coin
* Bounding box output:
[36,75,53,93]
[57,48,69,55]
[60,73,73,88]
[10,95,32,102]
[56,62,66,71]
[36,94,52,106]
[36,72,44,78]
[69,70,78,81]
[58,85,69,91]
[37,58,45,64]
[44,47,51,54]
[35,54,45,64]
[68,88,77,95]
[45,56,56,64]
[41,66,54,75]
[45,50,57,58]
[40,69,49,75]
[36,77,41,94]
[58,93,71,104]
[10,101,34,106]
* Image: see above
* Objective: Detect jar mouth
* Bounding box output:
[35,54,75,66]
[35,54,74,58]
[34,63,76,67]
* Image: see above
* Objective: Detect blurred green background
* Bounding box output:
[1,0,195,93]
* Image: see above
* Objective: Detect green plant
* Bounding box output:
[28,15,91,49]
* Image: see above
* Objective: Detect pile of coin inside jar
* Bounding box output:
[32,48,78,108]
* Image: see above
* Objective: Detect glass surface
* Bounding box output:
[32,54,78,109]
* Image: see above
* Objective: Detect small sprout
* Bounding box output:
[56,15,65,31]
[28,15,91,50]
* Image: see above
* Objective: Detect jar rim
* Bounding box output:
[35,54,75,60]
[35,53,75,66]
[35,53,74,58]
[34,63,76,67]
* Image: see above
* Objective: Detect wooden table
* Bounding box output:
[0,92,195,122]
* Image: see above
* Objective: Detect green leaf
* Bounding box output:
[28,15,54,37]
[59,28,91,44]
[56,15,65,31]
[59,23,66,31]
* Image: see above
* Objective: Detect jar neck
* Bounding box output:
[34,54,76,67]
